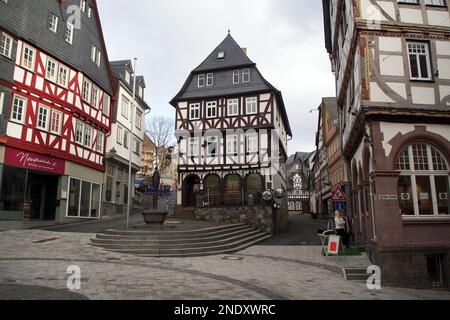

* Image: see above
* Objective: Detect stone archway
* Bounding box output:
[224,174,242,206]
[245,173,263,205]
[204,174,222,206]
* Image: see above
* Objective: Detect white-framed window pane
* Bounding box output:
[22,46,35,70]
[57,65,68,87]
[76,121,84,144]
[206,101,217,118]
[198,74,205,87]
[50,110,62,134]
[84,126,93,147]
[83,80,91,102]
[136,110,143,130]
[206,136,218,156]
[121,95,129,118]
[0,33,13,58]
[188,138,199,156]
[37,105,50,130]
[117,126,123,144]
[96,132,104,152]
[407,42,431,80]
[227,99,239,116]
[49,14,58,32]
[123,131,129,149]
[206,73,214,86]
[103,94,111,117]
[11,95,26,123]
[242,68,251,82]
[246,97,258,114]
[233,70,240,84]
[227,135,238,154]
[46,58,57,82]
[246,134,258,153]
[190,103,200,120]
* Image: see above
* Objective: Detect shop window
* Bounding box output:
[0,166,26,219]
[396,143,450,217]
[67,177,101,218]
[427,255,445,288]
[105,164,114,202]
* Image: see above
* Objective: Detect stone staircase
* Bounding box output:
[342,268,369,282]
[90,223,271,257]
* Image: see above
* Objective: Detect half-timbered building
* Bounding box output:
[323,0,450,288]
[171,33,292,209]
[287,152,313,214]
[0,0,113,225]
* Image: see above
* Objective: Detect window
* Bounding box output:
[121,95,129,119]
[206,101,217,118]
[22,45,35,71]
[188,138,199,157]
[90,46,101,67]
[138,86,143,98]
[246,97,258,114]
[103,94,110,117]
[92,86,99,108]
[341,0,348,46]
[233,70,240,84]
[242,68,251,83]
[65,23,74,44]
[11,95,26,123]
[80,0,86,12]
[125,70,131,84]
[206,73,214,86]
[123,130,129,149]
[206,136,218,157]
[227,99,239,116]
[117,126,123,145]
[397,143,449,217]
[82,79,92,102]
[45,58,57,82]
[217,51,225,59]
[246,133,258,153]
[75,121,84,144]
[134,139,141,155]
[84,125,93,147]
[407,42,432,81]
[68,177,101,219]
[198,74,205,87]
[49,14,58,33]
[96,132,104,153]
[424,0,445,5]
[0,32,13,58]
[135,110,142,130]
[50,110,62,135]
[189,103,200,120]
[0,92,4,114]
[57,65,68,88]
[88,6,93,18]
[227,135,238,155]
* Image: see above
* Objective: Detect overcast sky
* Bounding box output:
[98,0,336,153]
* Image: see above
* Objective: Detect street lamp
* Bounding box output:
[126,58,138,229]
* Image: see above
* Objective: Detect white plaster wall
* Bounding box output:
[428,11,450,28]
[380,55,404,76]
[411,87,435,105]
[399,8,423,24]
[436,41,450,56]
[370,82,394,103]
[379,37,402,52]
[437,59,450,80]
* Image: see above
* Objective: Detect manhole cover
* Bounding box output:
[222,256,244,261]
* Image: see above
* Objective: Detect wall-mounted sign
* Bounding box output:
[377,194,399,201]
[419,193,429,201]
[5,147,65,175]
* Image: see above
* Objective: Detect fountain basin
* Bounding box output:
[141,210,169,225]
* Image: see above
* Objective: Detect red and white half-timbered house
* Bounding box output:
[0,0,114,224]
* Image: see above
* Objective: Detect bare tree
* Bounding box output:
[145,116,175,174]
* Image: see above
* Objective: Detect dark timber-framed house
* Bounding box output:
[171,33,292,209]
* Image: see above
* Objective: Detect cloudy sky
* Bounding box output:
[98,0,336,153]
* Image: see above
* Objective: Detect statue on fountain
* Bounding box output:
[141,168,169,226]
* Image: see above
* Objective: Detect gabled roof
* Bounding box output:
[194,34,255,73]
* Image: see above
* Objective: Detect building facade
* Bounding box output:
[171,34,292,209]
[141,133,156,178]
[103,60,149,216]
[0,0,113,226]
[323,0,450,288]
[287,152,313,214]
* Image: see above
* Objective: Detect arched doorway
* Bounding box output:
[204,174,221,206]
[245,173,263,205]
[182,175,201,207]
[224,174,242,206]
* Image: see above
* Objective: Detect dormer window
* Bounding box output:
[206,73,214,86]
[233,70,240,84]
[217,51,225,59]
[138,86,143,98]
[125,70,131,84]
[242,68,251,82]
[198,74,205,87]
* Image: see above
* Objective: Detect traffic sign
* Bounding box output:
[332,185,347,202]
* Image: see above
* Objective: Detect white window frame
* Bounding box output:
[22,45,36,71]
[49,14,58,33]
[246,97,258,115]
[66,177,102,219]
[50,109,63,135]
[92,85,99,109]
[206,101,217,119]
[96,132,104,153]
[135,110,143,130]
[57,65,69,88]
[45,57,58,83]
[0,92,4,114]
[87,6,93,18]
[189,103,200,120]
[84,125,93,147]
[36,105,50,131]
[0,32,13,59]
[206,136,218,157]
[242,68,251,83]
[11,95,27,124]
[65,23,74,44]
[188,137,200,157]
[198,74,205,87]
[123,130,129,149]
[121,95,130,119]
[82,79,92,103]
[246,133,258,153]
[407,41,432,81]
[80,0,86,12]
[117,126,123,145]
[75,121,84,144]
[206,73,214,87]
[226,135,238,155]
[227,99,239,116]
[233,70,240,84]
[133,138,141,155]
[103,94,111,117]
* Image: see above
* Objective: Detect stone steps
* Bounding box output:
[343,268,370,281]
[90,223,271,258]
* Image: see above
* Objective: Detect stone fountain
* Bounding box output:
[141,168,169,226]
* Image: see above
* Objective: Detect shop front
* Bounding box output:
[0,146,104,224]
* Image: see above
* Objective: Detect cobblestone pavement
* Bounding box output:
[0,230,449,300]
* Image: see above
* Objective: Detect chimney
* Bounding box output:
[241,48,247,55]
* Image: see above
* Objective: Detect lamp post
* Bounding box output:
[127,58,138,229]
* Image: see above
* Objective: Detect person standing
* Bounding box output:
[335,210,349,247]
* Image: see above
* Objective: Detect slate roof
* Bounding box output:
[110,60,150,111]
[194,34,256,72]
[171,34,292,136]
[0,0,114,95]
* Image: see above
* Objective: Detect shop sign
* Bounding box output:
[327,235,340,255]
[5,147,65,174]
